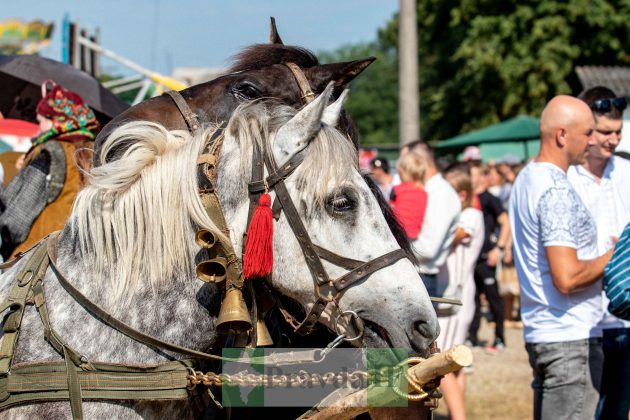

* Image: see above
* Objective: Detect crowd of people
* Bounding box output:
[0,74,629,420]
[368,85,630,420]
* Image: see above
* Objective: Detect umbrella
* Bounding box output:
[0,54,129,124]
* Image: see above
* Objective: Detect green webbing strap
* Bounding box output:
[64,347,83,419]
[31,281,94,371]
[0,242,49,374]
[0,360,195,410]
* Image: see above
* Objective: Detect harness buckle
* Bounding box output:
[315,281,340,302]
[334,310,363,343]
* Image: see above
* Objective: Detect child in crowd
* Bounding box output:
[389,151,428,240]
[435,164,485,420]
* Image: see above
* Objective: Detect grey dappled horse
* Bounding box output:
[0,83,438,419]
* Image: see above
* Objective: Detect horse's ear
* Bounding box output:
[322,89,349,127]
[306,57,376,93]
[269,17,284,45]
[272,82,334,164]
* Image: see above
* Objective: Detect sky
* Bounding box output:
[3,0,400,76]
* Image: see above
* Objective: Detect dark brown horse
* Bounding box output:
[94,19,374,163]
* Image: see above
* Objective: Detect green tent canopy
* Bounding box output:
[435,115,540,162]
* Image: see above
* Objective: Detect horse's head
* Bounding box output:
[216,85,439,355]
[94,18,373,164]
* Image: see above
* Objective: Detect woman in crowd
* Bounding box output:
[436,163,485,420]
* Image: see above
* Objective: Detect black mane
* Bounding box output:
[229,44,319,72]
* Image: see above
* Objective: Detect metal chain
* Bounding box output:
[187,369,368,389]
[186,357,443,405]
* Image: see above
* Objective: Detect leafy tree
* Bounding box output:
[376,0,630,141]
[319,42,399,145]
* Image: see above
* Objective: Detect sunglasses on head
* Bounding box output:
[591,97,627,113]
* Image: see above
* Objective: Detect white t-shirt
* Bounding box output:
[412,173,461,274]
[568,156,630,329]
[436,207,485,350]
[509,161,602,343]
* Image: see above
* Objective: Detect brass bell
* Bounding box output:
[195,229,217,249]
[196,257,227,283]
[216,287,252,334]
[255,318,274,347]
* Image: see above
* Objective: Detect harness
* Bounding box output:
[0,237,210,418]
[0,65,430,416]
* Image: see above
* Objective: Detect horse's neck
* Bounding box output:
[12,227,221,366]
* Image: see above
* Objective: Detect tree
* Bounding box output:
[319,42,399,145]
[376,0,630,141]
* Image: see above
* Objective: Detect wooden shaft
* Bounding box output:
[299,345,473,420]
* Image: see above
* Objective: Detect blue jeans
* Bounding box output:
[596,328,630,420]
[526,338,603,420]
[420,273,438,307]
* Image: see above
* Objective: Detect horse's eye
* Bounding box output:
[327,194,355,215]
[233,82,261,100]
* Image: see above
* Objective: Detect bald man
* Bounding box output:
[509,96,614,420]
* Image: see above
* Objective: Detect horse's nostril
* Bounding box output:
[414,319,439,343]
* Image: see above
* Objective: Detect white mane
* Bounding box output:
[71,122,220,304]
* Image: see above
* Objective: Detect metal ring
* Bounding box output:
[18,269,34,286]
[334,310,363,342]
[315,281,340,303]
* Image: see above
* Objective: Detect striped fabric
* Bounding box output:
[604,222,630,320]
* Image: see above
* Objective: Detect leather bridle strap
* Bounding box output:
[166,90,200,133]
[284,63,316,104]
[332,249,407,293]
[248,152,305,194]
[311,245,364,270]
[46,234,225,362]
[257,143,407,336]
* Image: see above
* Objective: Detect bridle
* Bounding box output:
[167,64,411,344]
[246,120,408,342]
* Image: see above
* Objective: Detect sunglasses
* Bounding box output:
[591,97,627,113]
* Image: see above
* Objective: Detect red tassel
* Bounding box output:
[243,193,274,279]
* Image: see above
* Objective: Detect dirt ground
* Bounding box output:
[434,319,533,420]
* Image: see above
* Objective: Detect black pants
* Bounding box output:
[468,260,505,345]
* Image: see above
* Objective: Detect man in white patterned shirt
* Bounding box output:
[509,96,614,420]
[567,86,630,420]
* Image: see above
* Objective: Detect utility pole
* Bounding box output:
[399,0,420,146]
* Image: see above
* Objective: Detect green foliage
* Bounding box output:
[319,42,399,145]
[378,0,630,141]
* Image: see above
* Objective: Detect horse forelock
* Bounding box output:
[228,44,319,72]
[221,102,358,211]
[70,121,223,306]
